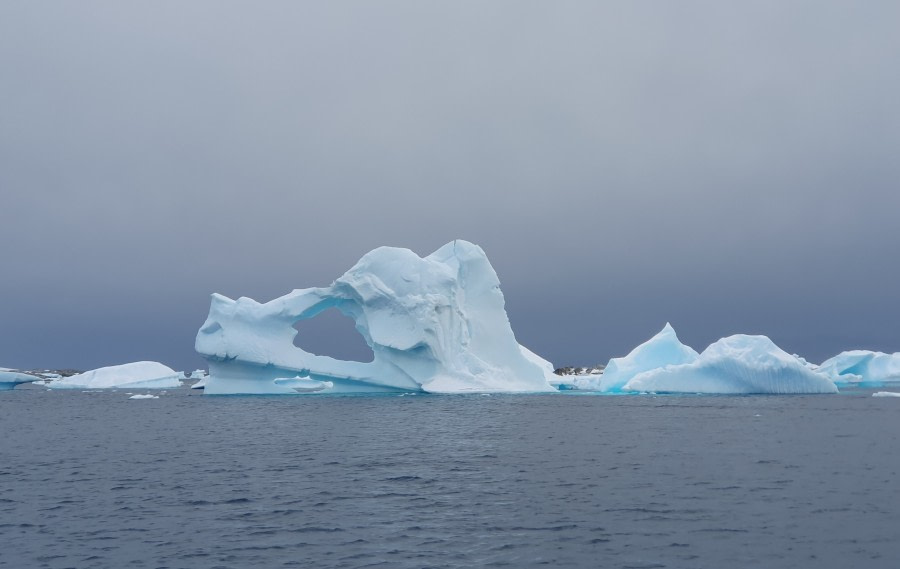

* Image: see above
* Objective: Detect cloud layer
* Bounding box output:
[2,2,898,370]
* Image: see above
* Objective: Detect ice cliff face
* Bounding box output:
[196,240,556,395]
[624,335,838,394]
[572,323,698,392]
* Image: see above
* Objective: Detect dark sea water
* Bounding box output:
[2,386,899,569]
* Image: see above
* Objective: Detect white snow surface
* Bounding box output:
[572,323,699,392]
[50,362,183,389]
[196,240,556,395]
[624,335,838,394]
[817,351,900,385]
[873,391,900,398]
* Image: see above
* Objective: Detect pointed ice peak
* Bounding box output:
[572,322,699,392]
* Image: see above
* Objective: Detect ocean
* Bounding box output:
[2,385,898,568]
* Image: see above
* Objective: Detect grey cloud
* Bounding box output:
[1,1,898,370]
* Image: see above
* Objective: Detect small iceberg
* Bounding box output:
[872,391,900,398]
[572,323,698,392]
[129,394,159,400]
[818,351,900,385]
[0,370,39,390]
[624,335,838,394]
[50,362,183,389]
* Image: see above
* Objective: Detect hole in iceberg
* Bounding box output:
[292,307,374,363]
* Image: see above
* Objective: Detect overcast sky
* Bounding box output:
[2,1,898,372]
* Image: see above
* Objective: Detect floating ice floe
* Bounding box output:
[196,240,557,395]
[572,323,699,392]
[49,362,184,389]
[817,351,900,386]
[0,370,39,390]
[624,335,838,394]
[129,394,159,399]
[872,391,900,398]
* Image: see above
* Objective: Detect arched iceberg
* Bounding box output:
[196,240,556,395]
[572,323,699,392]
[817,350,900,386]
[624,335,838,394]
[49,362,184,389]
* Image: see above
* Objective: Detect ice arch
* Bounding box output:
[195,240,557,395]
[292,306,374,363]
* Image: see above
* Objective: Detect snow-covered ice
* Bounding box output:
[128,394,159,399]
[572,323,698,392]
[196,240,556,395]
[624,335,838,394]
[49,362,183,389]
[872,391,900,398]
[817,351,900,385]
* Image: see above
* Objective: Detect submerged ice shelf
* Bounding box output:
[196,240,557,395]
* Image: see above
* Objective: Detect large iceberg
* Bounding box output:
[196,240,557,395]
[817,350,900,385]
[0,370,39,390]
[624,335,838,394]
[49,362,184,389]
[572,323,699,392]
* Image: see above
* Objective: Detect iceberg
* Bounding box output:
[519,344,561,387]
[817,351,900,385]
[624,334,838,394]
[0,370,39,390]
[49,362,184,389]
[873,391,900,398]
[196,240,556,395]
[572,323,699,392]
[189,369,209,389]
